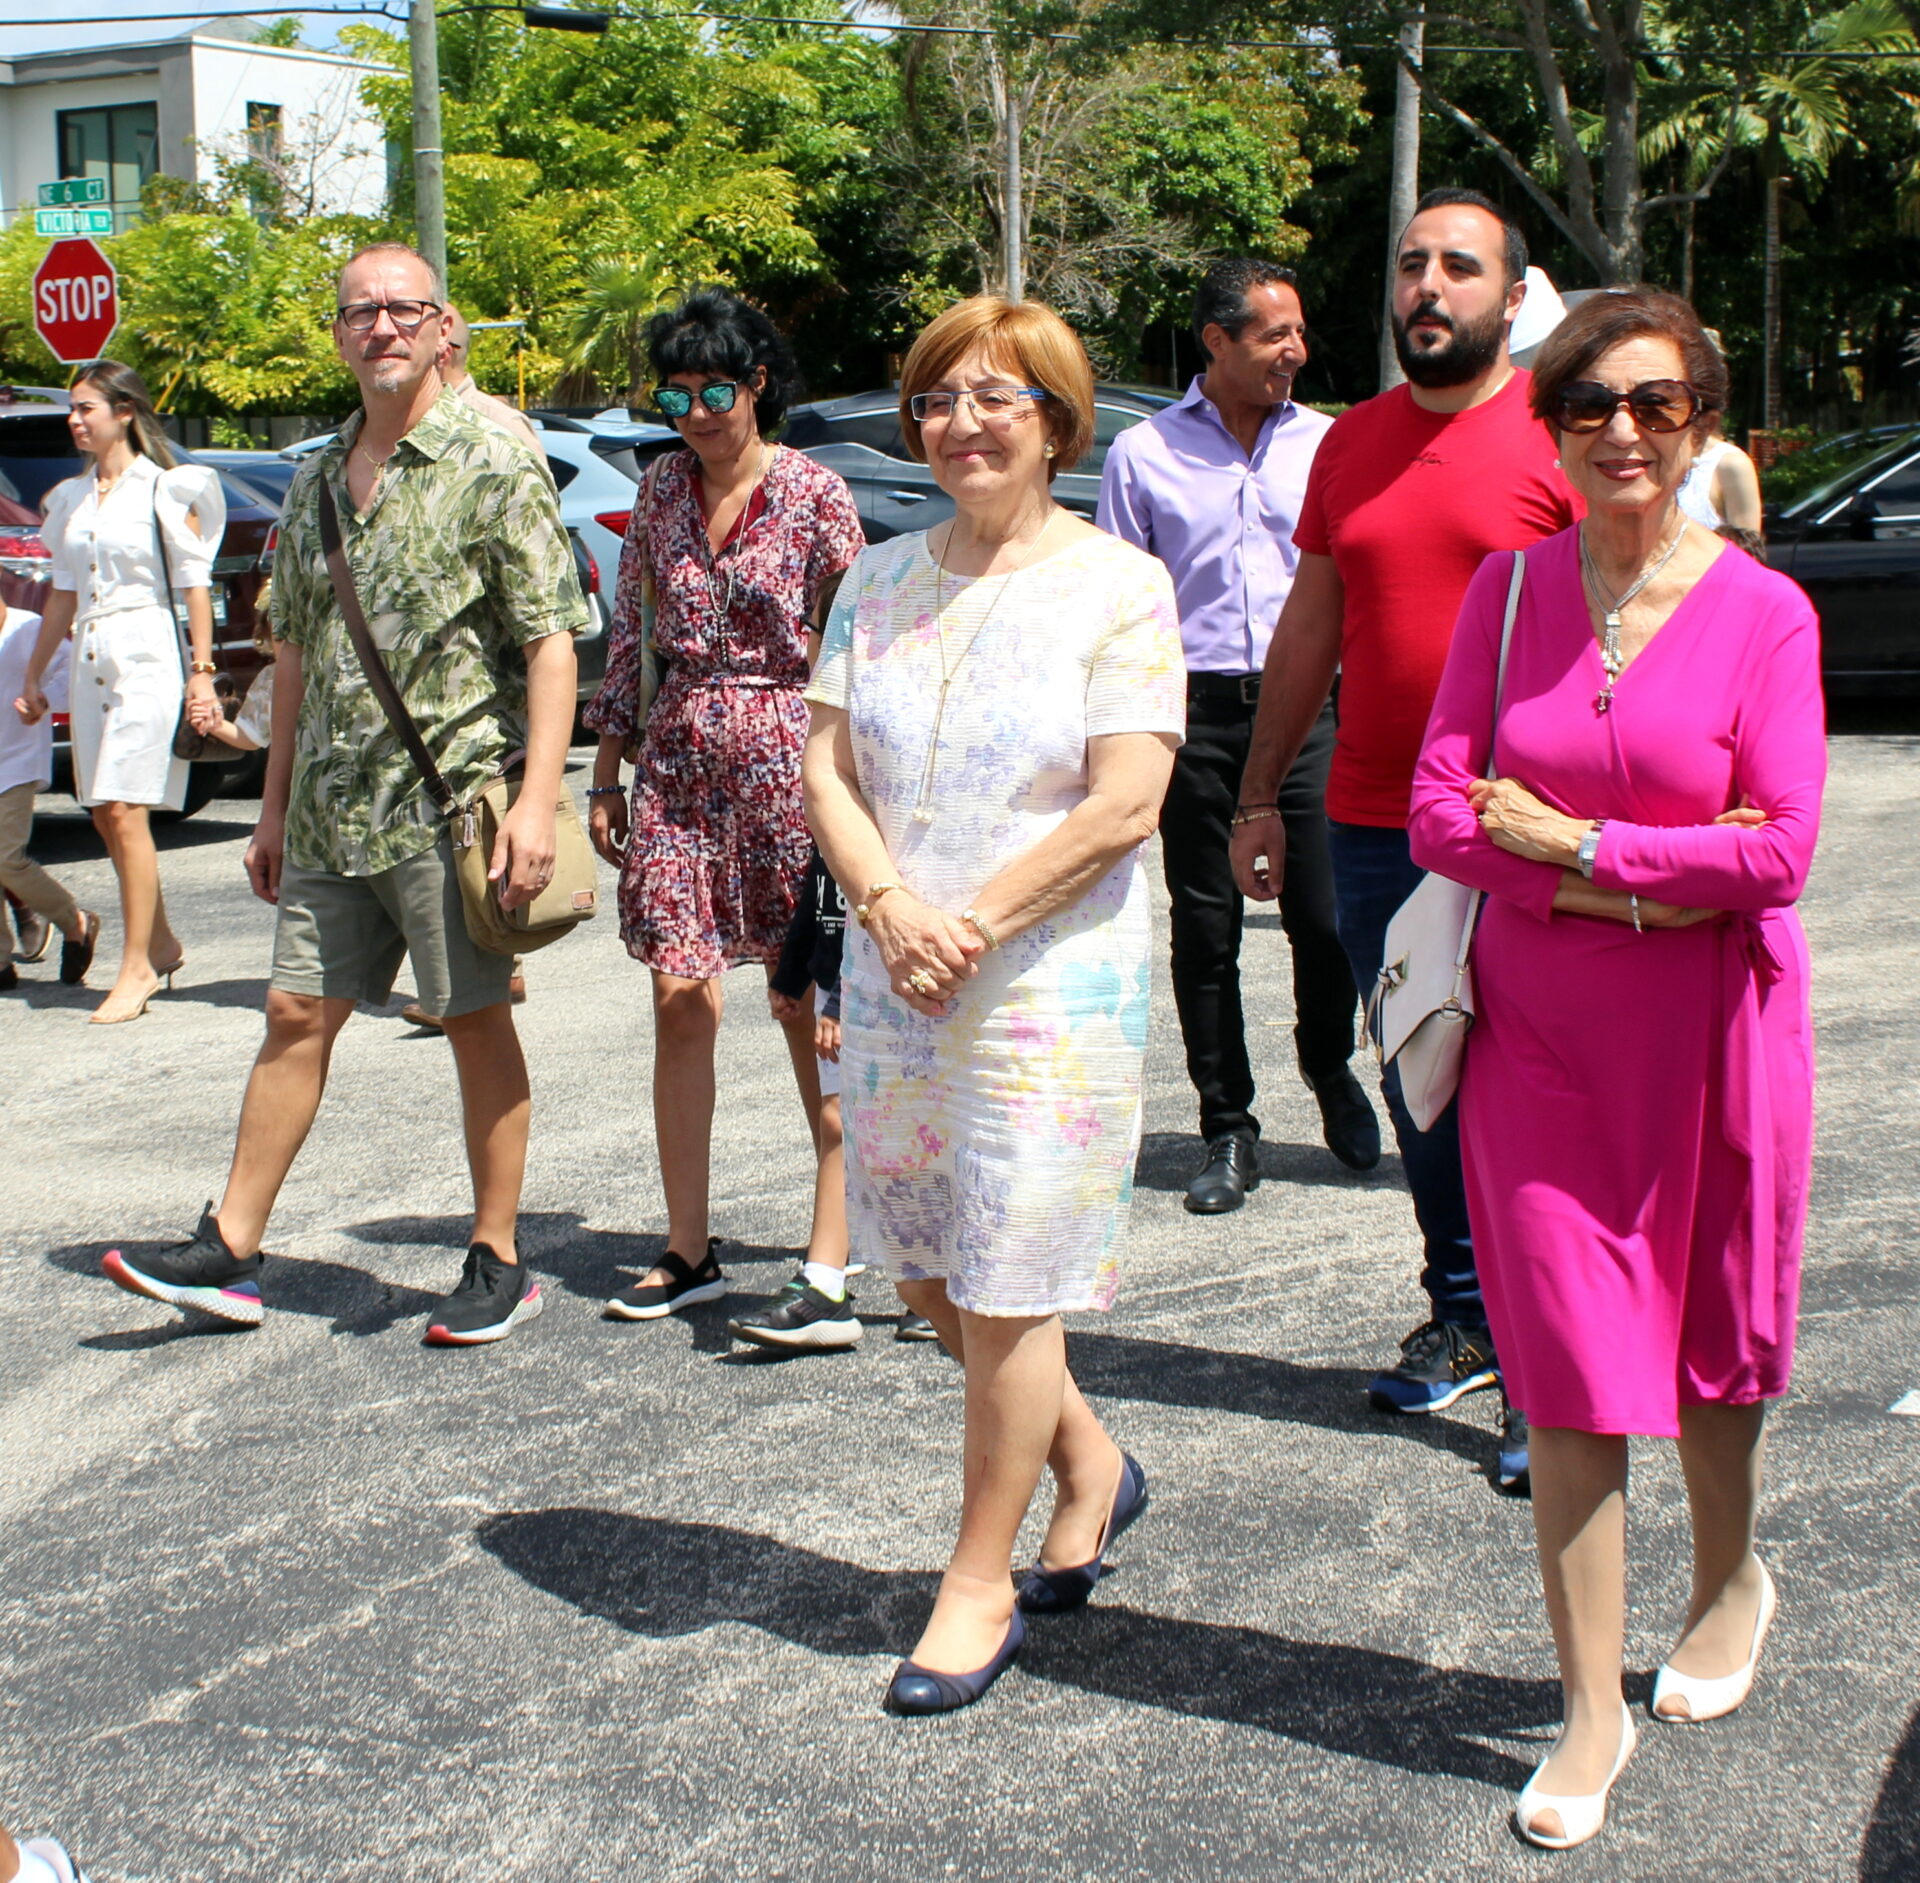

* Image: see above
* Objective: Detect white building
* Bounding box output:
[0,17,390,234]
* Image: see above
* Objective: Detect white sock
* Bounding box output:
[802,1260,846,1300]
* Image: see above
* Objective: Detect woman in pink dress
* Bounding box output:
[1408,290,1824,1850]
[586,291,864,1317]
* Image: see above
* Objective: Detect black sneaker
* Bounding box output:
[605,1239,726,1321]
[729,1274,864,1351]
[1497,1394,1531,1496]
[896,1311,941,1342]
[425,1243,543,1346]
[1367,1319,1499,1413]
[103,1203,264,1327]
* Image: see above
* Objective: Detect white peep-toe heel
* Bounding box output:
[1652,1560,1777,1724]
[1515,1701,1637,1850]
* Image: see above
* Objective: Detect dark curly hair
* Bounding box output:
[645,288,803,437]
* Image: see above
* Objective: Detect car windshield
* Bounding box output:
[1777,428,1920,519]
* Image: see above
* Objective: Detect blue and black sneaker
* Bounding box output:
[103,1203,263,1327]
[1497,1394,1531,1496]
[1367,1319,1498,1414]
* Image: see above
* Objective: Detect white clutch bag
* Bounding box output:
[1364,551,1525,1132]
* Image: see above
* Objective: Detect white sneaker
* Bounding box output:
[21,1836,94,1883]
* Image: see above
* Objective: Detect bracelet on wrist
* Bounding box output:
[1230,803,1279,828]
[962,907,1001,951]
[855,881,904,927]
[586,784,625,798]
[189,660,218,676]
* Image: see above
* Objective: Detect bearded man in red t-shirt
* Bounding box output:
[1231,188,1580,1493]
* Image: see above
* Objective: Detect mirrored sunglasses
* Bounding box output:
[1554,379,1703,434]
[652,382,744,419]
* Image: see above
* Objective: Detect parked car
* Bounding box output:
[1765,423,1920,692]
[778,385,1173,542]
[278,419,620,709]
[194,446,302,513]
[0,383,273,818]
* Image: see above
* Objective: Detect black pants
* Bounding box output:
[1160,681,1355,1142]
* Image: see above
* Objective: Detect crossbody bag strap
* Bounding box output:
[151,483,186,670]
[316,473,461,822]
[1450,548,1528,976]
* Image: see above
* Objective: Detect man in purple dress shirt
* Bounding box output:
[1099,259,1378,1213]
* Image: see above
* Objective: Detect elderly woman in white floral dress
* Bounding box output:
[804,296,1185,1716]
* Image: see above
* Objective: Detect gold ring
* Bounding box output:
[908,969,938,996]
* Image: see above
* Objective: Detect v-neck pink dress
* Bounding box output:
[1408,530,1824,1437]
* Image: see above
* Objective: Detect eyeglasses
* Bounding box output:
[1553,379,1703,434]
[909,387,1051,424]
[333,299,443,333]
[651,382,747,419]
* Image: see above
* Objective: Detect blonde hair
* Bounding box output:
[898,297,1096,479]
[69,359,176,468]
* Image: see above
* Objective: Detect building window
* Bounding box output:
[245,102,283,160]
[244,102,285,219]
[58,102,158,234]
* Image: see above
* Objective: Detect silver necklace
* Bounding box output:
[1580,517,1687,714]
[707,444,772,623]
[911,526,1031,824]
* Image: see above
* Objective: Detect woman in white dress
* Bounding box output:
[804,297,1185,1714]
[14,362,223,1023]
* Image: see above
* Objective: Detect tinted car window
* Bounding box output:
[0,412,84,510]
[547,456,579,492]
[829,411,906,457]
[1073,403,1149,478]
[1867,460,1920,510]
[1781,430,1920,520]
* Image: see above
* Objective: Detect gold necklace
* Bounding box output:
[911,523,1036,825]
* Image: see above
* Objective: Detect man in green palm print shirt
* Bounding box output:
[101,242,586,1349]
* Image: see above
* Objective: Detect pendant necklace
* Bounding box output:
[911,525,1031,824]
[1580,517,1686,714]
[708,444,772,625]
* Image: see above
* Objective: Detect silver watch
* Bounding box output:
[1577,820,1607,879]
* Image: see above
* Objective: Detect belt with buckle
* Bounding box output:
[1187,671,1261,707]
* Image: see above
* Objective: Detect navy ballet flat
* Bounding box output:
[887,1610,1026,1716]
[1017,1451,1150,1614]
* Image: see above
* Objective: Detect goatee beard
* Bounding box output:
[1392,303,1507,388]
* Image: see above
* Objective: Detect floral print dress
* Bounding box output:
[587,446,863,978]
[806,530,1185,1316]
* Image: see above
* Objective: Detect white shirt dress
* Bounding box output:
[41,456,225,810]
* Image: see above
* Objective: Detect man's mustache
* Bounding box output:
[1405,301,1456,335]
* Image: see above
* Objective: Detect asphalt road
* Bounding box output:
[2,713,1917,1883]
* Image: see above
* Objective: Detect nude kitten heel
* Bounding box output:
[1515,1701,1637,1850]
[1652,1560,1777,1724]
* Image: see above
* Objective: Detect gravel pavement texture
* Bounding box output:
[2,715,1916,1883]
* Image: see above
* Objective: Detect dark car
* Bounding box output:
[0,384,274,816]
[780,385,1172,543]
[1765,424,1920,692]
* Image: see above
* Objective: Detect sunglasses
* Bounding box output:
[1553,379,1703,434]
[334,299,442,333]
[652,382,749,419]
[909,387,1050,424]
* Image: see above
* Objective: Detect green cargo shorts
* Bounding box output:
[270,835,514,1020]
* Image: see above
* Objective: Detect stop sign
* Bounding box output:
[33,238,119,365]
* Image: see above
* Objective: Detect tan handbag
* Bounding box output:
[1364,549,1524,1130]
[316,476,597,956]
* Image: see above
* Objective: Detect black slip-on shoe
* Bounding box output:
[605,1239,726,1320]
[1307,1064,1382,1170]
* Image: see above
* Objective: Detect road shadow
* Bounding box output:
[477,1507,1550,1785]
[344,1211,813,1352]
[48,1238,437,1339]
[1065,1330,1496,1472]
[0,975,269,1014]
[1862,1702,1920,1880]
[21,807,261,862]
[1136,1131,1399,1196]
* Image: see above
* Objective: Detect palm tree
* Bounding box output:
[557,252,686,406]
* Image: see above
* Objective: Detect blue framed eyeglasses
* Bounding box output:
[909,387,1051,423]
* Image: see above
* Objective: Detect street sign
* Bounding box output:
[37,178,106,207]
[33,238,119,365]
[34,208,114,238]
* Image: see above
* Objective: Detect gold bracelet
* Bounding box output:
[1230,803,1278,827]
[962,907,1000,951]
[854,881,903,927]
[189,660,218,676]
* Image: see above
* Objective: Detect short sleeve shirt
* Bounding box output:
[273,389,591,876]
[1294,371,1579,826]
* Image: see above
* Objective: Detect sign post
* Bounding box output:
[33,236,120,365]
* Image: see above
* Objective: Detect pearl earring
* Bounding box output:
[1553,458,1562,469]
[1044,442,1056,458]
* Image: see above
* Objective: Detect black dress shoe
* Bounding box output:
[1308,1065,1381,1170]
[1185,1132,1259,1214]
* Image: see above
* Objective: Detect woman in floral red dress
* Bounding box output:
[587,290,864,1318]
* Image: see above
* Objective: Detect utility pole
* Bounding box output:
[1003,69,1024,302]
[1378,15,1423,391]
[410,0,447,285]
